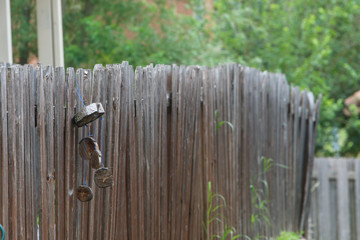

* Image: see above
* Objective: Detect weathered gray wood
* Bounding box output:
[174,65,186,240]
[356,159,360,240]
[79,68,92,240]
[0,65,8,237]
[54,66,66,240]
[169,64,180,240]
[23,65,33,240]
[337,158,351,239]
[188,66,202,239]
[44,65,55,239]
[7,66,18,240]
[28,65,37,240]
[64,67,76,240]
[0,62,321,239]
[74,68,83,240]
[108,64,120,238]
[14,65,25,239]
[300,93,321,231]
[35,64,47,240]
[135,65,146,240]
[316,158,332,240]
[89,64,104,240]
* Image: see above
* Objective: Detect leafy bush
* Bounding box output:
[10,0,360,155]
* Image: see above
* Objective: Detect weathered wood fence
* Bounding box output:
[0,62,321,239]
[309,158,360,240]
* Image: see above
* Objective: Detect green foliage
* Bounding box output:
[275,231,302,240]
[250,157,290,239]
[215,110,234,131]
[10,0,360,155]
[10,0,37,64]
[62,0,208,68]
[250,157,272,239]
[203,182,242,240]
[205,178,301,240]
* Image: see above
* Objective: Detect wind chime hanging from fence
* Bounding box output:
[72,69,114,202]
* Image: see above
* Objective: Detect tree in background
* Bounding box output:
[10,0,360,156]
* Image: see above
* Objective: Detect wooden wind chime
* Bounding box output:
[72,70,114,202]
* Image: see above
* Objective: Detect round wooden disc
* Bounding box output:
[78,137,100,160]
[90,150,102,169]
[77,185,93,202]
[94,168,114,188]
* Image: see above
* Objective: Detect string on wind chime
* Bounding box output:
[77,126,94,202]
[94,116,114,188]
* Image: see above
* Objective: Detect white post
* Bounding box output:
[36,0,64,67]
[51,0,64,67]
[0,0,13,63]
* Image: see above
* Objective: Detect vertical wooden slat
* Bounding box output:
[149,65,157,240]
[0,65,9,237]
[159,65,169,240]
[203,66,217,238]
[54,66,66,240]
[152,65,159,240]
[337,158,351,239]
[91,64,105,240]
[28,65,37,240]
[44,65,56,239]
[280,75,290,231]
[36,64,48,240]
[74,68,84,239]
[214,65,226,234]
[114,63,129,240]
[135,66,145,240]
[181,67,200,239]
[300,92,316,231]
[23,65,31,239]
[356,159,360,240]
[7,66,18,240]
[99,65,112,240]
[188,67,202,240]
[87,66,97,240]
[169,65,180,240]
[107,64,121,239]
[64,67,76,240]
[260,71,269,235]
[14,65,25,239]
[128,62,139,240]
[232,64,242,233]
[242,67,252,235]
[175,65,187,240]
[79,68,92,240]
[294,90,308,228]
[316,158,331,240]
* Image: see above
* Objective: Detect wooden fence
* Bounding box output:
[0,62,321,239]
[309,158,360,240]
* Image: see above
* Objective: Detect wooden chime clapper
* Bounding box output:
[71,69,113,202]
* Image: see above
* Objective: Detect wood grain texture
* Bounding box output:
[336,158,351,239]
[7,66,18,240]
[0,63,320,239]
[54,66,66,240]
[0,65,9,237]
[356,159,360,240]
[64,67,76,240]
